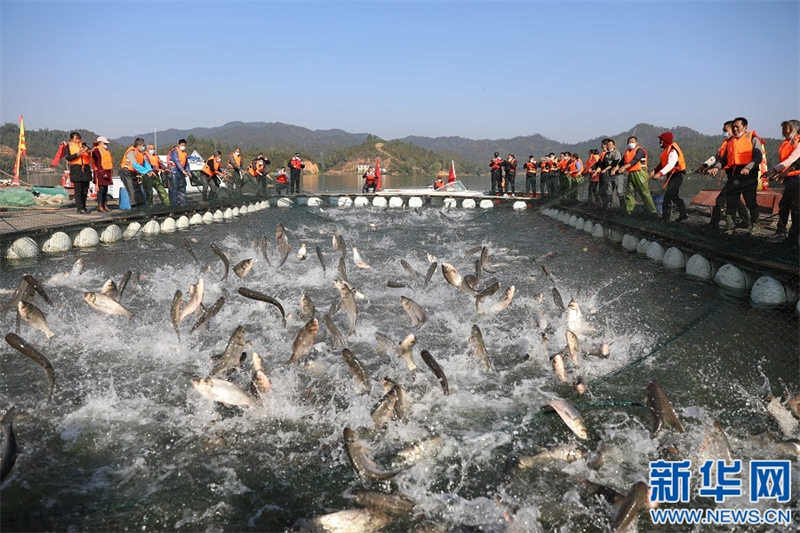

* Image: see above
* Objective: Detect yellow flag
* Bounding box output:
[12,116,26,184]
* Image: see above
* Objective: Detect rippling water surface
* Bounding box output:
[0,205,797,532]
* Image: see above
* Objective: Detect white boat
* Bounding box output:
[377,180,484,197]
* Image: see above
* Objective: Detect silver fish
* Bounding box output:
[480,246,496,273]
[371,387,398,427]
[233,258,254,279]
[210,325,246,376]
[338,256,348,282]
[101,279,118,299]
[315,245,326,272]
[250,351,272,396]
[516,443,587,468]
[546,398,588,439]
[392,435,444,467]
[83,292,132,317]
[1,277,34,313]
[420,349,448,395]
[191,377,254,407]
[18,301,54,339]
[613,481,649,532]
[288,317,319,363]
[400,296,426,328]
[574,376,586,395]
[646,379,685,435]
[342,348,369,391]
[237,287,285,327]
[5,332,55,403]
[299,293,316,321]
[566,330,579,364]
[1,407,17,482]
[296,242,308,261]
[400,259,421,280]
[551,352,569,383]
[334,280,358,336]
[117,270,133,301]
[463,245,483,261]
[423,262,437,288]
[323,313,348,349]
[182,237,199,264]
[765,395,798,438]
[209,243,229,281]
[697,421,734,464]
[397,334,417,372]
[170,290,182,338]
[468,325,491,371]
[276,222,290,267]
[343,427,402,480]
[352,245,371,269]
[310,508,393,532]
[552,287,565,310]
[23,274,52,306]
[488,285,515,314]
[259,235,272,265]
[348,490,415,517]
[382,377,410,422]
[333,234,346,257]
[190,296,225,333]
[475,281,500,313]
[441,262,463,289]
[177,278,204,323]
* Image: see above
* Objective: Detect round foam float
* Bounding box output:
[6,237,39,259]
[176,216,190,230]
[354,197,369,207]
[73,227,100,248]
[636,238,650,255]
[42,232,73,253]
[276,197,292,208]
[662,247,686,270]
[462,198,476,209]
[189,213,203,225]
[389,197,404,208]
[232,207,240,217]
[122,223,142,240]
[479,199,494,209]
[646,241,665,262]
[212,210,224,221]
[372,196,388,208]
[202,212,214,224]
[307,197,322,207]
[568,215,578,227]
[621,234,638,252]
[685,254,714,280]
[223,208,233,220]
[100,224,122,243]
[338,197,353,208]
[592,224,605,238]
[408,197,424,208]
[750,276,791,306]
[714,263,753,291]
[442,198,457,209]
[512,201,527,211]
[142,220,160,235]
[161,217,177,233]
[583,220,594,233]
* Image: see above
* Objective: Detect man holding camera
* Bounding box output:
[65,131,93,214]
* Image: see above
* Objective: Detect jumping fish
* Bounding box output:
[276,223,291,267]
[786,392,800,419]
[514,444,587,469]
[479,246,496,273]
[296,242,308,261]
[177,278,204,323]
[323,313,348,349]
[387,280,409,288]
[5,332,56,403]
[233,259,254,279]
[567,299,589,333]
[645,379,685,435]
[586,342,611,358]
[420,349,449,395]
[488,285,515,314]
[101,279,118,299]
[574,376,587,395]
[343,428,402,480]
[697,421,734,464]
[473,257,483,280]
[426,252,437,263]
[423,262,437,288]
[552,287,565,310]
[392,435,444,467]
[259,235,272,265]
[209,243,229,281]
[400,259,421,280]
[1,407,17,482]
[170,290,182,337]
[371,387,398,427]
[210,325,246,376]
[551,353,569,383]
[48,258,84,283]
[18,301,54,339]
[463,274,479,291]
[288,317,319,363]
[315,245,326,273]
[348,490,415,517]
[468,325,492,371]
[117,270,133,301]
[309,508,393,532]
[463,245,483,261]
[764,395,799,438]
[475,281,500,313]
[353,246,371,269]
[1,277,34,313]
[22,274,52,306]
[299,293,316,321]
[333,234,346,257]
[250,351,272,396]
[182,238,199,264]
[342,348,369,391]
[613,481,650,532]
[237,287,286,327]
[190,296,225,333]
[338,256,348,282]
[83,292,132,317]
[546,398,588,439]
[191,377,254,407]
[566,330,579,364]
[382,378,410,422]
[333,280,358,336]
[398,334,417,372]
[400,296,426,328]
[441,263,463,289]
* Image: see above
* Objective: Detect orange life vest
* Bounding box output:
[567,160,579,178]
[121,146,145,172]
[779,136,800,177]
[202,157,221,177]
[168,146,188,168]
[364,171,376,184]
[290,157,303,170]
[276,172,287,184]
[490,157,502,170]
[92,145,113,171]
[623,146,648,172]
[717,138,730,158]
[659,142,686,175]
[229,153,242,169]
[147,153,162,170]
[725,131,759,168]
[524,161,537,173]
[68,141,91,167]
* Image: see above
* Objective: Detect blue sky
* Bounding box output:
[1,0,798,142]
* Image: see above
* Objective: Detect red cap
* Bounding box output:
[658,132,674,145]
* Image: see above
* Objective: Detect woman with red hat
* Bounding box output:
[651,131,689,223]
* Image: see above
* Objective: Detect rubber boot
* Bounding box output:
[708,206,722,229]
[675,199,689,222]
[662,206,672,222]
[724,214,736,235]
[742,211,753,234]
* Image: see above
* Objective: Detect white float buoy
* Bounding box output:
[685,254,715,280]
[100,224,122,243]
[662,247,686,270]
[190,213,203,225]
[636,238,650,255]
[479,199,494,209]
[442,198,457,209]
[592,224,605,238]
[73,227,100,248]
[307,197,322,207]
[621,234,638,252]
[277,198,293,208]
[512,201,527,211]
[202,212,214,224]
[462,198,476,209]
[408,197,424,208]
[568,215,578,227]
[142,220,160,235]
[751,276,790,306]
[176,216,190,230]
[714,263,753,291]
[6,236,39,259]
[354,197,369,207]
[583,220,594,233]
[372,196,388,208]
[232,207,240,217]
[338,197,353,208]
[123,222,142,240]
[261,201,270,209]
[608,229,624,243]
[161,217,177,233]
[389,197,404,208]
[212,210,224,221]
[646,241,665,262]
[223,208,233,220]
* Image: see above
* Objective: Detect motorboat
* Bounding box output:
[377,180,484,197]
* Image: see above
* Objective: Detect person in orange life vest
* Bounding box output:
[64,131,93,214]
[598,139,622,209]
[274,167,289,195]
[556,153,570,195]
[524,155,538,196]
[432,176,446,190]
[119,137,151,208]
[613,136,657,216]
[502,154,517,195]
[489,152,503,194]
[227,147,245,197]
[650,132,688,223]
[248,154,271,196]
[541,153,556,197]
[201,150,225,201]
[585,149,602,205]
[708,117,764,234]
[288,153,305,194]
[700,121,747,230]
[90,136,114,212]
[142,143,170,207]
[167,139,190,207]
[363,167,378,193]
[762,119,800,242]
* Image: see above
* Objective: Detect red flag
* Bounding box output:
[50,141,67,167]
[448,160,456,183]
[11,116,27,184]
[375,157,382,191]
